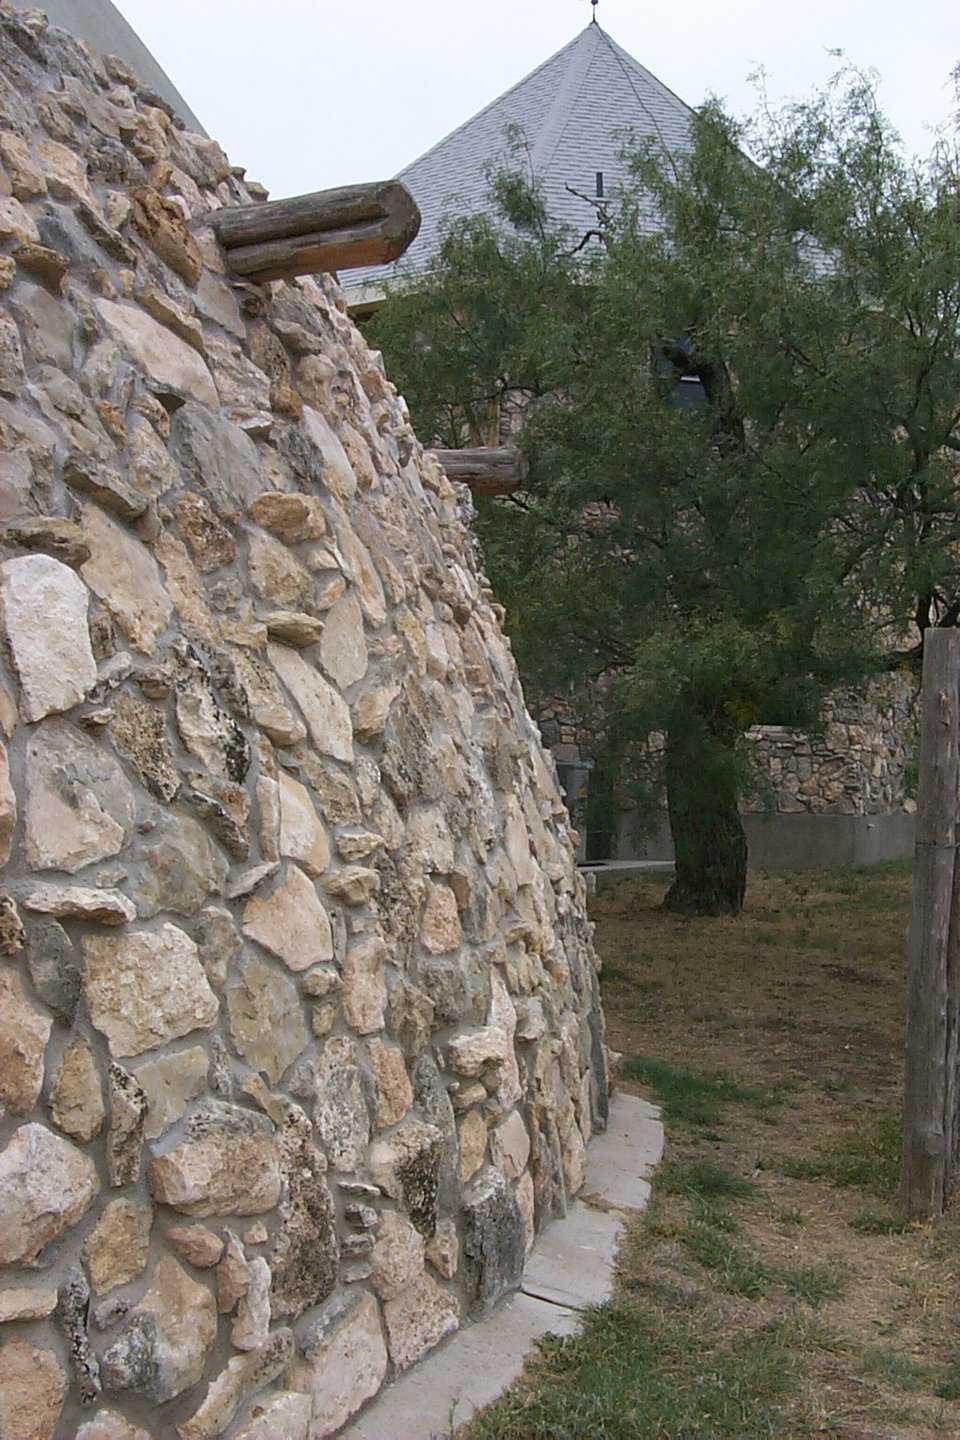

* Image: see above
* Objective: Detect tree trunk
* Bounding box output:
[662,731,748,917]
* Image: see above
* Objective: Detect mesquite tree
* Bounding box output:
[371,75,960,916]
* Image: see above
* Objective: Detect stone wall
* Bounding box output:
[744,676,917,818]
[0,7,607,1436]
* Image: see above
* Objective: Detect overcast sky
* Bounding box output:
[119,0,956,198]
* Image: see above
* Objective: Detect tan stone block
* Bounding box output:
[0,1124,97,1265]
[382,1271,459,1371]
[370,1210,424,1300]
[83,1198,153,1295]
[287,1292,387,1438]
[133,1046,208,1140]
[50,1040,104,1143]
[369,1039,413,1127]
[342,936,386,1033]
[242,864,333,971]
[278,771,330,876]
[421,882,462,955]
[83,925,218,1058]
[0,968,50,1116]
[458,1108,488,1183]
[0,1340,66,1440]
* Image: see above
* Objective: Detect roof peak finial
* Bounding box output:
[589,0,599,23]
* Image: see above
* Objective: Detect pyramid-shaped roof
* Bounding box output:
[343,22,695,296]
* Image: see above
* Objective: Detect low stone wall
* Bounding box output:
[745,675,917,818]
[0,8,607,1437]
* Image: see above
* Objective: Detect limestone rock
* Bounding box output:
[426,1219,459,1280]
[287,1292,388,1439]
[262,608,325,647]
[83,924,218,1057]
[149,1104,282,1217]
[176,1329,294,1440]
[176,491,236,571]
[268,642,353,762]
[83,1199,152,1295]
[3,515,90,568]
[109,689,179,802]
[80,501,173,653]
[0,1124,97,1265]
[278,770,330,877]
[447,1025,510,1078]
[248,526,314,607]
[388,980,435,1061]
[249,490,326,542]
[352,684,397,742]
[75,1411,153,1440]
[0,1286,57,1322]
[217,1231,250,1314]
[232,1255,271,1350]
[0,555,96,721]
[26,919,81,1021]
[0,967,51,1115]
[421,882,462,955]
[226,955,308,1085]
[95,298,217,407]
[242,864,333,972]
[166,1225,223,1269]
[233,1391,312,1440]
[171,403,264,524]
[383,1271,460,1372]
[516,1169,536,1253]
[106,1063,148,1186]
[50,1039,104,1143]
[139,814,229,918]
[370,1210,424,1300]
[24,720,135,873]
[491,1110,532,1182]
[342,936,386,1034]
[173,646,250,783]
[314,1037,371,1174]
[21,883,135,924]
[0,1340,66,1440]
[270,1122,339,1320]
[458,1109,487,1184]
[368,1120,442,1235]
[62,455,147,523]
[462,1168,527,1316]
[324,865,380,906]
[320,589,367,689]
[370,1039,413,1127]
[133,1046,209,1140]
[100,1255,217,1404]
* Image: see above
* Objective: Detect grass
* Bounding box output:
[774,1111,902,1196]
[464,861,960,1440]
[621,1056,771,1128]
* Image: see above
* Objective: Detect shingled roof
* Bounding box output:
[342,22,695,299]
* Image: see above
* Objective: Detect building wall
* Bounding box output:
[0,10,607,1436]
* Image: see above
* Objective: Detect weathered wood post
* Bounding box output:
[901,628,960,1218]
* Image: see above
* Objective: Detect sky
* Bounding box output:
[119,0,957,199]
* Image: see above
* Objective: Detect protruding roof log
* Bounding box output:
[427,447,528,497]
[211,181,421,283]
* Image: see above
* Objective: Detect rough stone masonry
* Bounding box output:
[0,5,610,1437]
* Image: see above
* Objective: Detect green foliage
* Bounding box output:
[371,69,960,912]
[659,1159,758,1200]
[775,1112,902,1196]
[622,1055,767,1126]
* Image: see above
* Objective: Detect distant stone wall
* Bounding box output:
[744,675,917,818]
[0,7,607,1437]
[538,675,917,849]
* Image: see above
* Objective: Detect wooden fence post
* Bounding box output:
[901,628,960,1218]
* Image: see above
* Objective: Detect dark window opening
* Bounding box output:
[595,171,604,198]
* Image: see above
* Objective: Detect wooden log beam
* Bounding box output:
[427,447,528,497]
[211,180,420,283]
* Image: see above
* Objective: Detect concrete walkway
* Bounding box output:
[343,1093,664,1440]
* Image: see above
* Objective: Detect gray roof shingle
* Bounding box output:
[342,23,695,295]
